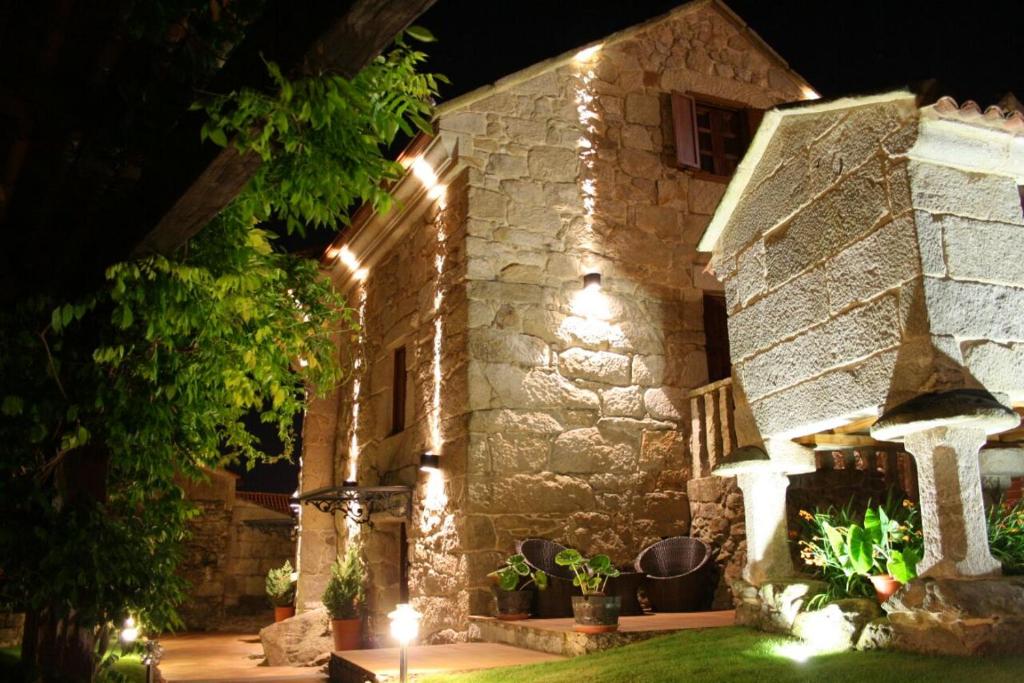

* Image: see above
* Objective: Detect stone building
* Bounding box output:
[179,470,296,631]
[700,90,1024,653]
[296,0,821,643]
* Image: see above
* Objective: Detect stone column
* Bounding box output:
[903,425,1001,578]
[295,391,340,611]
[736,470,794,584]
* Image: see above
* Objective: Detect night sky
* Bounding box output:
[237,0,1024,493]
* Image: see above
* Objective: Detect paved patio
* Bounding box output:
[468,609,737,657]
[157,632,326,683]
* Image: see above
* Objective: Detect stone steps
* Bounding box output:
[468,610,736,657]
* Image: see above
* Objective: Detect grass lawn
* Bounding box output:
[421,627,1024,683]
[0,647,146,682]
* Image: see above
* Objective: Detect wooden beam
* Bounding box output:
[793,433,897,451]
[132,0,437,258]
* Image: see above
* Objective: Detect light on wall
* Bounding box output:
[582,272,602,290]
[419,451,441,472]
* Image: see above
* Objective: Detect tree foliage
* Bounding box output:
[0,29,442,681]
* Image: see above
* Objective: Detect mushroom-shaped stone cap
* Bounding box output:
[712,445,776,477]
[871,389,1020,442]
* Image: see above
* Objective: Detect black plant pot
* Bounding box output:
[571,595,621,633]
[495,589,532,620]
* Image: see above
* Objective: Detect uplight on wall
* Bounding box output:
[419,451,441,472]
[572,269,610,321]
[583,272,602,290]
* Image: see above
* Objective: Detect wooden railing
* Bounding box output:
[688,377,737,479]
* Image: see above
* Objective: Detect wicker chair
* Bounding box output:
[634,537,712,612]
[516,538,580,618]
[604,569,644,616]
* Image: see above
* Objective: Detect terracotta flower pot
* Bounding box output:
[495,589,532,620]
[571,595,620,633]
[274,606,295,622]
[331,618,362,651]
[869,574,902,604]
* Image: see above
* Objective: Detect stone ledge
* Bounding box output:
[883,576,1024,656]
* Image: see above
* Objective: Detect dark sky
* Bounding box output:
[419,0,1023,106]
[238,0,1024,494]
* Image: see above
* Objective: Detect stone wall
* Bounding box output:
[328,170,471,644]
[438,1,805,620]
[178,472,296,631]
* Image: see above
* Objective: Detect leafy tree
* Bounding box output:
[0,28,441,682]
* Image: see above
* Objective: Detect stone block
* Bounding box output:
[733,240,767,308]
[620,148,662,179]
[468,187,507,220]
[485,153,528,178]
[884,576,1024,655]
[731,578,828,633]
[909,161,1024,226]
[558,348,631,386]
[824,215,919,312]
[484,364,599,410]
[508,203,562,234]
[468,328,549,366]
[601,386,645,418]
[856,617,895,651]
[488,432,551,474]
[791,599,882,651]
[923,277,1024,342]
[489,473,596,513]
[739,294,901,402]
[632,355,665,386]
[439,111,487,135]
[260,608,333,667]
[727,268,830,361]
[963,341,1024,396]
[745,348,898,439]
[942,215,1024,286]
[625,93,661,126]
[551,425,638,474]
[527,146,578,182]
[689,178,727,216]
[643,387,686,421]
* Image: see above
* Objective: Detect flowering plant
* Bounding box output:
[988,497,1024,574]
[797,496,923,606]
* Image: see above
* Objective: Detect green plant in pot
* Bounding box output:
[813,502,921,604]
[555,548,621,633]
[322,545,366,651]
[266,560,297,622]
[487,554,548,620]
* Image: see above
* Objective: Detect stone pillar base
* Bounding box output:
[731,578,827,633]
[884,576,1024,656]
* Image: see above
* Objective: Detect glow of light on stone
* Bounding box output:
[801,86,821,101]
[421,189,449,534]
[334,245,369,282]
[574,44,602,63]
[346,286,368,538]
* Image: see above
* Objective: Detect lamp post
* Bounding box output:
[387,603,421,683]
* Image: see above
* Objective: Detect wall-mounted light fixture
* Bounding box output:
[583,272,602,290]
[342,479,358,488]
[419,451,441,472]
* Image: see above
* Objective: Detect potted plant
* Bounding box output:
[487,554,548,620]
[266,560,297,622]
[554,548,621,633]
[818,503,921,603]
[322,544,365,651]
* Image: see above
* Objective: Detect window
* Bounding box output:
[702,293,731,383]
[672,93,763,179]
[390,346,407,435]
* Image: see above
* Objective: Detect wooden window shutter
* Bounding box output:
[671,92,700,169]
[744,107,765,143]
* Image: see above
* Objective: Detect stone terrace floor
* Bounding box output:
[158,632,326,683]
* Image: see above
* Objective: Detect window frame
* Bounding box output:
[389,345,407,436]
[671,92,762,183]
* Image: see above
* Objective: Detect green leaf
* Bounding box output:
[886,549,915,583]
[405,25,436,42]
[823,522,845,557]
[1,395,23,416]
[847,525,874,575]
[864,507,883,546]
[534,570,548,591]
[208,127,228,147]
[554,549,582,567]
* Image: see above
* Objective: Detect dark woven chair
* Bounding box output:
[634,537,712,612]
[604,569,644,616]
[516,538,580,618]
